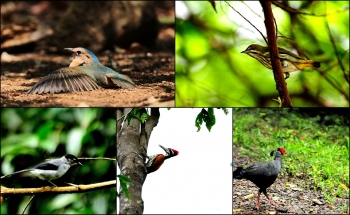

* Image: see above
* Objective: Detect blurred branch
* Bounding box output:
[22,195,35,214]
[225,1,268,45]
[324,17,349,84]
[272,1,349,17]
[78,157,116,161]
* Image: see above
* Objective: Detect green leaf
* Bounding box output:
[118,174,131,183]
[221,108,229,115]
[206,108,216,132]
[117,175,132,200]
[195,108,207,132]
[140,113,150,123]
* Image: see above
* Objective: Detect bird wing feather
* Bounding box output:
[82,64,136,88]
[27,67,100,94]
[106,73,136,88]
[244,162,277,178]
[33,162,59,171]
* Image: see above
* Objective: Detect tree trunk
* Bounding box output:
[117,108,160,214]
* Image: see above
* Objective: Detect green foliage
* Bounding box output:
[117,175,132,200]
[126,108,150,124]
[234,108,349,204]
[195,108,228,132]
[1,108,116,214]
[176,2,349,107]
[195,108,215,132]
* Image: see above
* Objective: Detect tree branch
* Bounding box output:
[260,1,292,107]
[0,180,116,195]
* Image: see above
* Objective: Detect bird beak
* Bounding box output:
[159,144,167,152]
[64,48,74,52]
[77,162,83,166]
[64,48,83,67]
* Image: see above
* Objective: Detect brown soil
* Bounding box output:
[233,147,349,214]
[1,50,174,107]
[1,2,175,107]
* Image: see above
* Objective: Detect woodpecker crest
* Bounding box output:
[146,144,179,174]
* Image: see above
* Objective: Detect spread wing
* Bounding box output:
[106,73,136,88]
[27,67,100,94]
[81,65,136,88]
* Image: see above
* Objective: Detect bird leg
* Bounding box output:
[255,191,261,210]
[45,179,57,187]
[263,191,278,207]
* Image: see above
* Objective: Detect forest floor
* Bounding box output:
[1,2,174,107]
[1,50,174,107]
[233,147,349,214]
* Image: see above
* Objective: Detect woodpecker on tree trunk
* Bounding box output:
[146,144,179,174]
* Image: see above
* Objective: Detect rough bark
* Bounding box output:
[117,108,160,214]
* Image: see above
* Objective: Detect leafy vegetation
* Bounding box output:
[233,108,349,203]
[195,108,229,132]
[1,108,116,214]
[176,1,349,107]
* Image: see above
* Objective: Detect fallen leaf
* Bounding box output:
[233,208,242,213]
[312,199,323,205]
[298,195,305,200]
[328,205,335,210]
[244,194,254,199]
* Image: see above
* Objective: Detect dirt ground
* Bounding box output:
[1,2,174,107]
[1,50,174,107]
[233,147,349,214]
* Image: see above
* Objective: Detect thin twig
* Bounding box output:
[324,15,349,83]
[79,157,115,161]
[22,195,35,214]
[117,108,133,122]
[117,108,133,137]
[225,1,268,45]
[272,1,348,17]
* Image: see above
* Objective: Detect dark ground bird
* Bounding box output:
[27,47,135,94]
[233,148,286,210]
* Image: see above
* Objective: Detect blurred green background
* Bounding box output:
[1,108,116,214]
[176,1,349,107]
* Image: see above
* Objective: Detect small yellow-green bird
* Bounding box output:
[241,44,321,78]
[27,47,135,94]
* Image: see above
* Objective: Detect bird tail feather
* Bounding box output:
[110,74,136,88]
[233,167,245,179]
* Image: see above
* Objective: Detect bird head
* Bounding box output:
[277,148,286,155]
[64,47,100,67]
[159,144,179,158]
[270,148,286,156]
[65,154,83,166]
[241,44,267,55]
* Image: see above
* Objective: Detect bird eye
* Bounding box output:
[77,51,81,55]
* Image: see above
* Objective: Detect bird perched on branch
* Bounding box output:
[233,148,286,210]
[0,154,82,187]
[27,47,135,94]
[146,144,179,174]
[241,44,321,79]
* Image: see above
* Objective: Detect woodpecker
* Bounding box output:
[146,144,179,174]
